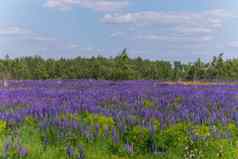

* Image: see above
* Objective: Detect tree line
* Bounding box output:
[0,49,237,81]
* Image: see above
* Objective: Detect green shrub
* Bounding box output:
[123,126,149,153]
[155,123,190,157]
[192,124,210,138]
[143,99,154,108]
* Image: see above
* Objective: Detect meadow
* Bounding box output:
[0,80,238,159]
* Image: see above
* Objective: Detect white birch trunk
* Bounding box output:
[3,80,8,88]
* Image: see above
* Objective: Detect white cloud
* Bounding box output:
[45,0,128,12]
[228,41,238,48]
[104,9,237,50]
[174,27,213,34]
[0,26,32,36]
[0,26,57,42]
[102,9,234,32]
[44,0,79,10]
[110,32,124,38]
[69,43,81,48]
[102,9,232,24]
[136,34,213,42]
[29,36,57,41]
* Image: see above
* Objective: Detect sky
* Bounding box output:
[0,0,238,62]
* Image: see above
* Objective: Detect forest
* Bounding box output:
[0,49,237,81]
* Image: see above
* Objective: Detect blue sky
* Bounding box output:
[0,0,238,62]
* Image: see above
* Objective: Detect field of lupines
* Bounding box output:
[1,80,238,158]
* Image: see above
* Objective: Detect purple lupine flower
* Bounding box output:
[66,146,74,158]
[3,142,10,158]
[77,144,85,159]
[112,128,119,145]
[104,126,109,138]
[43,137,49,146]
[125,142,134,154]
[19,147,28,157]
[95,123,100,137]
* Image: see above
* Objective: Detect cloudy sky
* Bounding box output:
[1,0,238,62]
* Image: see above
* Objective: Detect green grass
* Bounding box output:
[0,124,159,159]
[0,118,238,159]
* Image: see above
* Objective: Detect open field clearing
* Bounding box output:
[3,0,238,158]
[0,80,237,158]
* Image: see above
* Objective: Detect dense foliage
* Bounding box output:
[0,51,237,81]
[0,80,238,158]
